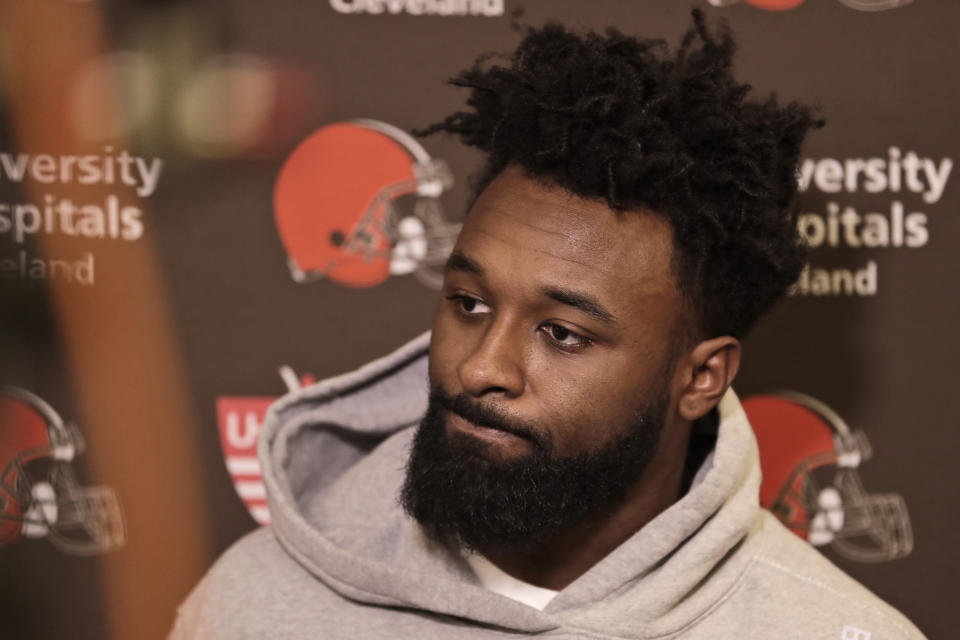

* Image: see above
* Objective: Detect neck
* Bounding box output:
[480,419,692,591]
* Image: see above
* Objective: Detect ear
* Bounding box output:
[674,336,741,421]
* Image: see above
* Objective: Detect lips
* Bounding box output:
[445,410,530,444]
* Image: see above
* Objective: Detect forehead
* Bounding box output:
[457,166,679,305]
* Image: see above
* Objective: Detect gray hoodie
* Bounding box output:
[172,331,925,639]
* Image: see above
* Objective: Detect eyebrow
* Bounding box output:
[444,250,616,325]
[444,250,484,275]
[541,286,617,325]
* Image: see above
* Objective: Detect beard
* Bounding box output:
[400,384,669,554]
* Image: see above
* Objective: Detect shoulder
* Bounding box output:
[168,527,319,640]
[717,512,926,640]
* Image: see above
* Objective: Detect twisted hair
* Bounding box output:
[417,9,822,339]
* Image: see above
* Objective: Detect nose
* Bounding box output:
[457,319,525,399]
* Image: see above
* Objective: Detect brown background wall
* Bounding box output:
[0,0,956,638]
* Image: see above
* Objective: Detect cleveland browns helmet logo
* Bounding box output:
[0,387,125,555]
[743,391,913,562]
[273,118,460,289]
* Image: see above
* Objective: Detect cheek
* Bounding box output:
[428,316,453,386]
[529,350,664,454]
[429,307,473,386]
[527,359,628,449]
[528,348,632,405]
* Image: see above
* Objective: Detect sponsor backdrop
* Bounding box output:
[0,0,956,638]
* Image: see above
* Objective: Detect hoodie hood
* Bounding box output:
[258,330,764,638]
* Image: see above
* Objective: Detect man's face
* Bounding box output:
[431,166,684,459]
[403,165,688,550]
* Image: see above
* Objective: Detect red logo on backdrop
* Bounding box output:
[743,391,913,562]
[216,396,273,525]
[273,119,460,289]
[0,387,125,554]
[216,368,314,525]
[707,0,912,10]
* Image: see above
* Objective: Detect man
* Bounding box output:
[172,11,925,638]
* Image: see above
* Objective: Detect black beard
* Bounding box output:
[400,385,668,554]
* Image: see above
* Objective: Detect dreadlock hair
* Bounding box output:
[416,9,822,340]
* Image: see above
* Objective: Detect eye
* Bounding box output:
[541,324,592,350]
[447,294,492,316]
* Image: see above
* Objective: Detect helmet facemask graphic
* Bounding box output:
[0,387,126,555]
[382,187,458,288]
[744,392,913,563]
